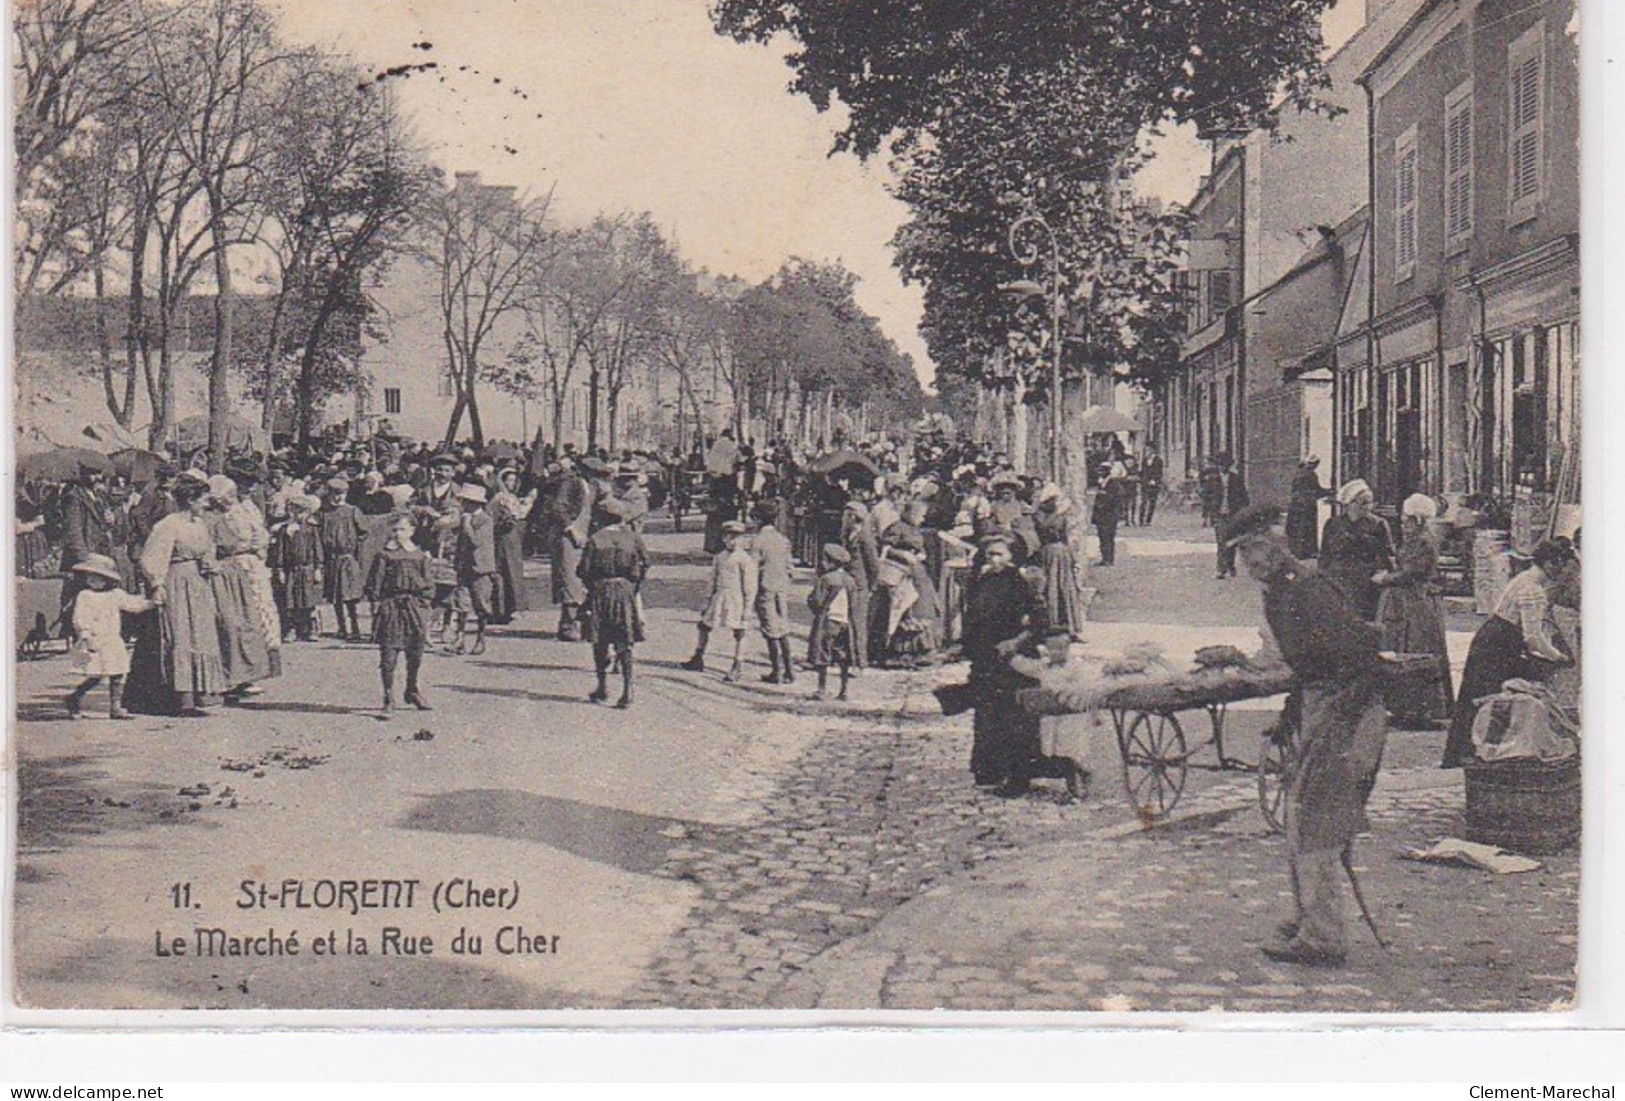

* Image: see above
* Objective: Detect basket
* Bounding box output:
[1463,755,1580,855]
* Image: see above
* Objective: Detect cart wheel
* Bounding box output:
[1121,711,1187,820]
[1257,735,1289,834]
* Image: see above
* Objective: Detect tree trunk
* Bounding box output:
[1011,374,1029,475]
[607,389,620,452]
[443,387,467,448]
[586,364,601,451]
[464,357,484,448]
[261,283,291,433]
[206,196,234,475]
[93,259,133,428]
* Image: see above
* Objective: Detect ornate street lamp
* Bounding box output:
[1000,210,1064,483]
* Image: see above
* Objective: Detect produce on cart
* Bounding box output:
[1014,639,1296,821]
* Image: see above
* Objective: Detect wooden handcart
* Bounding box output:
[1021,666,1296,822]
[1020,652,1437,825]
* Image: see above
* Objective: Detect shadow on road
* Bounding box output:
[397,788,713,875]
[17,754,211,855]
[437,684,593,707]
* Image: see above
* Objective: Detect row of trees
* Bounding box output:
[712,0,1342,421]
[418,187,921,453]
[15,0,922,466]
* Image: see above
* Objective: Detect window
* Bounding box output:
[1444,82,1474,249]
[1208,270,1235,317]
[1394,125,1419,281]
[439,372,455,398]
[1508,21,1545,220]
[384,387,402,414]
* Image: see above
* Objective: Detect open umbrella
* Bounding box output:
[1077,405,1140,434]
[808,448,880,477]
[174,413,266,453]
[17,446,113,483]
[483,441,522,462]
[110,448,166,484]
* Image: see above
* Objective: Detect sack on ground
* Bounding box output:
[1471,681,1578,763]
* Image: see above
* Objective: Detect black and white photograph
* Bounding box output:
[7,0,1588,1019]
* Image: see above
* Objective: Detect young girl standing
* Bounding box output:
[65,554,154,719]
[365,513,435,715]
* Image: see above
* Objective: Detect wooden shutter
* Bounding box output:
[1508,26,1544,215]
[1445,84,1473,245]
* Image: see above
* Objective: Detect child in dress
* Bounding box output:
[365,513,435,715]
[319,477,366,641]
[807,543,858,701]
[680,520,758,683]
[270,494,323,641]
[65,554,154,719]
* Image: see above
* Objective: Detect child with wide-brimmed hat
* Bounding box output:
[65,554,154,719]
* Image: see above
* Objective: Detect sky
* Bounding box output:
[262,0,1367,391]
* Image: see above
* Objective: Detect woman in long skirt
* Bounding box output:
[489,467,535,624]
[1374,494,1453,727]
[1033,484,1086,640]
[136,477,227,716]
[578,498,649,708]
[1441,539,1579,767]
[206,475,278,697]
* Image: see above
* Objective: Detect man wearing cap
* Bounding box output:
[752,502,796,685]
[1214,452,1251,579]
[452,483,497,655]
[1139,446,1164,526]
[840,492,879,672]
[1226,503,1387,967]
[320,477,367,641]
[1286,455,1332,559]
[542,457,595,641]
[59,463,115,635]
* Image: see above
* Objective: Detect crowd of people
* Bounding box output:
[16,422,1583,973]
[16,425,1146,721]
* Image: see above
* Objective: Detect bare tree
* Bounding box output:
[256,56,434,447]
[418,173,557,448]
[138,0,290,470]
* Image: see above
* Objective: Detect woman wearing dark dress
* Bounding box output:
[365,513,435,715]
[577,498,649,709]
[1374,494,1454,726]
[1318,479,1394,621]
[962,534,1048,795]
[1441,539,1578,768]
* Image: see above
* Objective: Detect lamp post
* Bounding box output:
[1000,210,1064,483]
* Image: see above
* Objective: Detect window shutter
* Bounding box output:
[1507,31,1543,212]
[1444,88,1473,243]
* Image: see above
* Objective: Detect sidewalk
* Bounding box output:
[778,757,1578,1012]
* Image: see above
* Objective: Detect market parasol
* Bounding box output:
[1077,405,1140,434]
[110,448,166,484]
[17,446,113,483]
[173,413,266,453]
[808,448,880,477]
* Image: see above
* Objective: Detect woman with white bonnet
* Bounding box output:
[1318,478,1394,621]
[1374,492,1454,726]
[1033,482,1086,640]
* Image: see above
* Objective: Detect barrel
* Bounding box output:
[1463,756,1581,855]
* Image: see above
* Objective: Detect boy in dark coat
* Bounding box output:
[319,478,366,641]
